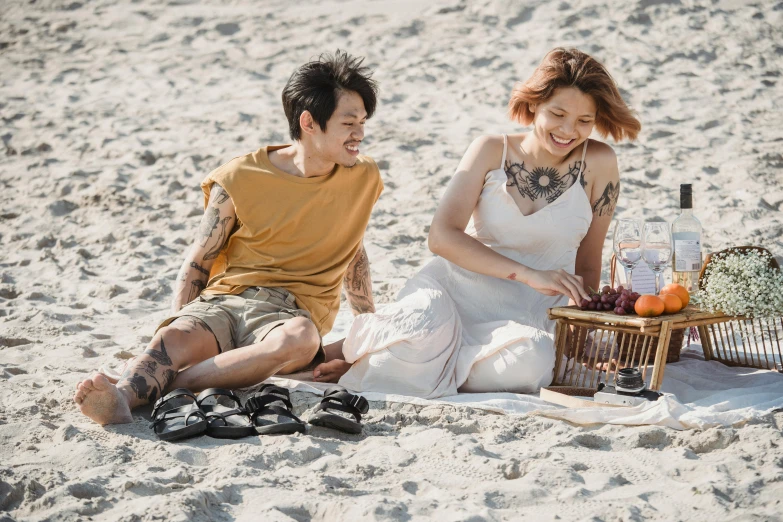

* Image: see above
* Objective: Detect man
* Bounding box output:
[74,51,381,425]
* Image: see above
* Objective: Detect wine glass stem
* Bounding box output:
[655,272,662,294]
[624,267,633,292]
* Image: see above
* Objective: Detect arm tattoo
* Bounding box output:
[213,185,230,204]
[344,246,375,315]
[505,160,584,204]
[190,261,210,277]
[198,207,220,247]
[507,273,517,281]
[175,262,209,306]
[203,216,232,260]
[187,279,205,303]
[350,249,370,294]
[591,180,620,217]
[347,294,374,316]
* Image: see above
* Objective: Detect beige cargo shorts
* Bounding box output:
[158,286,324,367]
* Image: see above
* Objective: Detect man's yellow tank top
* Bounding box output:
[200,145,383,336]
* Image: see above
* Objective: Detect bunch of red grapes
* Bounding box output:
[578,286,640,315]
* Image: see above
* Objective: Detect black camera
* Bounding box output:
[593,368,663,407]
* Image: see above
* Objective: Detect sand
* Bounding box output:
[1,0,782,520]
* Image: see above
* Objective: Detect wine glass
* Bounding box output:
[613,219,642,291]
[641,221,672,294]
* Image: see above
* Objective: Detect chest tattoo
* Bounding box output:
[504,160,587,204]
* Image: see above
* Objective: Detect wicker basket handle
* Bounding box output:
[609,253,618,288]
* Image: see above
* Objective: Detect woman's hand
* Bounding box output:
[523,268,589,304]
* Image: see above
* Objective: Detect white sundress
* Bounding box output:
[339,136,593,398]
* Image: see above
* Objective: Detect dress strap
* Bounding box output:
[579,139,588,176]
[501,134,508,170]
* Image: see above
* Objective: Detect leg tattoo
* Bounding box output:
[162,369,177,391]
[144,338,173,366]
[127,373,150,401]
[119,337,175,403]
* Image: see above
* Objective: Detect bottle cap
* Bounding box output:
[680,184,693,209]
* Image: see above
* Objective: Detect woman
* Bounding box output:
[315,48,641,398]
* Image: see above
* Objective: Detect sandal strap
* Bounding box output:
[150,406,205,430]
[245,393,293,413]
[196,388,242,408]
[151,388,197,418]
[314,394,368,423]
[323,385,347,396]
[246,385,303,426]
[322,389,369,415]
[250,404,304,426]
[314,400,361,423]
[255,383,290,397]
[205,408,246,427]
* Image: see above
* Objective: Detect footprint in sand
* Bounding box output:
[167,446,209,467]
[215,23,240,36]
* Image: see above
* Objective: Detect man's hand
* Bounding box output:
[343,243,375,316]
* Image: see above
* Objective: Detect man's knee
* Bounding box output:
[276,317,320,364]
[154,321,217,367]
[149,326,189,366]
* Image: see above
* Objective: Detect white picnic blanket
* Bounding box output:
[103,312,783,431]
[271,344,783,430]
[266,309,783,430]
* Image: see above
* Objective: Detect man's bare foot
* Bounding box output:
[313,359,352,383]
[73,373,133,425]
[101,357,135,384]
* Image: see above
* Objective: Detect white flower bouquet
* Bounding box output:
[698,247,783,319]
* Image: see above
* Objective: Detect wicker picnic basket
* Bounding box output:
[608,253,686,363]
[698,245,780,288]
[696,246,782,372]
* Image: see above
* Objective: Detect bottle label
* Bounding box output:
[674,239,701,271]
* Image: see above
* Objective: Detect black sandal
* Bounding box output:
[196,388,254,439]
[150,389,207,441]
[308,385,369,434]
[244,384,306,436]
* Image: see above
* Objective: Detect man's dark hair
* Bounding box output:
[282,50,378,141]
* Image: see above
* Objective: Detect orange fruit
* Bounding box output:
[634,295,665,317]
[661,293,683,314]
[660,283,690,308]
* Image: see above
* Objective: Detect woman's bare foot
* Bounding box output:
[580,358,620,373]
[313,338,351,382]
[73,373,133,425]
[313,359,352,383]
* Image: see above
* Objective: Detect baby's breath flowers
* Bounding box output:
[699,249,783,319]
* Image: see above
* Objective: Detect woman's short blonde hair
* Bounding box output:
[509,48,641,141]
